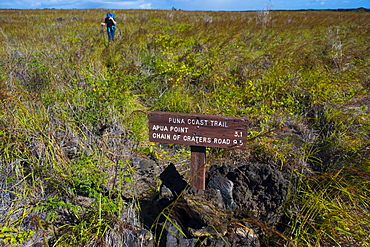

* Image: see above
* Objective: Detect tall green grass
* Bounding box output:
[0,9,369,246]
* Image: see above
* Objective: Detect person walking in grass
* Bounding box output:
[101,12,116,42]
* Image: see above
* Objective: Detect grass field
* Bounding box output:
[0,8,369,246]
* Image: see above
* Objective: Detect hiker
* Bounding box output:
[101,12,116,42]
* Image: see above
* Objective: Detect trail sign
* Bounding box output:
[149,111,249,149]
[148,111,249,190]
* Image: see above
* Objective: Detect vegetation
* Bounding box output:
[0,8,369,246]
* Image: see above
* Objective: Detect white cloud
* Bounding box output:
[0,0,154,9]
[139,3,152,8]
[78,0,153,9]
[0,0,41,8]
[314,0,327,6]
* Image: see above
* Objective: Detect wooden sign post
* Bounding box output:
[148,111,249,190]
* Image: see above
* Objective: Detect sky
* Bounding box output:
[0,0,368,11]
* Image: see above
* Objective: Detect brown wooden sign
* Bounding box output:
[149,111,249,149]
